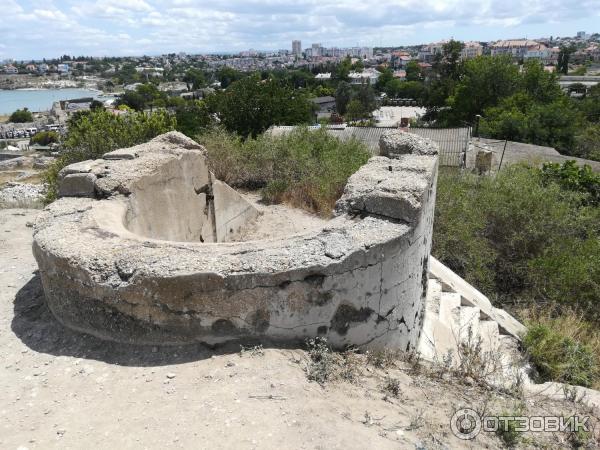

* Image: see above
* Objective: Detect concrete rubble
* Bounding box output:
[379,130,440,158]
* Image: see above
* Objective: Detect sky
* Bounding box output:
[2,0,600,60]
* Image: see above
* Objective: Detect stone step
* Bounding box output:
[458,305,480,344]
[417,279,452,361]
[439,292,461,329]
[429,256,526,339]
[478,320,500,353]
[425,278,442,314]
[417,307,457,362]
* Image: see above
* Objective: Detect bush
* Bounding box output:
[433,164,600,313]
[198,127,370,215]
[523,321,599,388]
[9,108,33,123]
[541,160,600,205]
[30,131,59,146]
[44,109,176,202]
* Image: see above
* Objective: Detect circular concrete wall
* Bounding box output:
[33,131,439,350]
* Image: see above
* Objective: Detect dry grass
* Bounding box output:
[520,306,600,389]
[198,127,370,217]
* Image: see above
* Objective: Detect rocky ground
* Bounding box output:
[1,209,598,449]
[0,155,51,208]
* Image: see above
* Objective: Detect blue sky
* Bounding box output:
[2,0,600,60]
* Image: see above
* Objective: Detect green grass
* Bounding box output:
[198,127,371,216]
[522,319,599,388]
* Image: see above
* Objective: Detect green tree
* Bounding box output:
[45,109,176,201]
[355,83,377,114]
[352,59,364,71]
[446,55,520,123]
[345,99,366,121]
[9,108,33,123]
[175,100,213,137]
[405,61,422,82]
[89,100,105,111]
[183,69,206,90]
[217,67,244,89]
[334,57,352,81]
[117,63,139,85]
[116,83,166,111]
[385,80,426,101]
[335,81,352,115]
[558,45,575,75]
[210,76,314,138]
[522,60,562,103]
[437,39,465,81]
[574,124,600,161]
[481,93,583,152]
[376,68,393,91]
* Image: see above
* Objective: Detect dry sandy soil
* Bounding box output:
[1,208,598,450]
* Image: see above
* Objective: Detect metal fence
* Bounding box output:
[409,126,471,167]
[269,125,471,167]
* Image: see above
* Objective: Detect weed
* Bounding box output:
[495,404,526,449]
[406,408,425,431]
[366,349,400,369]
[338,348,362,383]
[199,126,370,216]
[455,325,502,385]
[562,384,588,404]
[382,376,402,398]
[239,344,265,357]
[523,322,599,388]
[304,338,363,385]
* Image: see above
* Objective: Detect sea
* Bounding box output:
[0,88,111,115]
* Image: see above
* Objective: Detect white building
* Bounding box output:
[491,39,539,58]
[522,44,560,65]
[418,42,446,63]
[315,72,332,80]
[349,68,381,85]
[461,42,483,60]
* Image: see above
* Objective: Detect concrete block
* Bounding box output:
[58,173,97,198]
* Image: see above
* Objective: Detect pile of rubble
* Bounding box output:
[0,182,46,208]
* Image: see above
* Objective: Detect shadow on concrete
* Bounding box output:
[11,272,256,367]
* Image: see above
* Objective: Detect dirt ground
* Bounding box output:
[1,208,598,449]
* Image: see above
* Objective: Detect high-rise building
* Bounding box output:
[311,43,322,57]
[292,40,302,56]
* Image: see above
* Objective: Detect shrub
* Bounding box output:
[30,131,59,146]
[495,405,525,448]
[522,322,599,388]
[198,127,370,215]
[433,165,600,313]
[9,108,33,123]
[44,109,175,202]
[304,337,362,384]
[540,160,600,206]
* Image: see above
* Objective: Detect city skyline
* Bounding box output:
[2,0,600,60]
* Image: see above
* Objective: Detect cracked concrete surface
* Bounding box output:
[33,131,439,350]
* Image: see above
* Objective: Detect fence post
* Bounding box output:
[473,115,481,137]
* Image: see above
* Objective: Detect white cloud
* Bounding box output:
[3,0,599,59]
